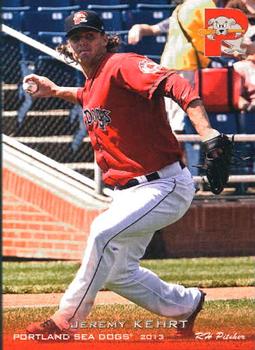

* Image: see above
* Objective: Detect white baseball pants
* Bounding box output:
[53,162,201,328]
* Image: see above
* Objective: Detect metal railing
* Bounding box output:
[2,25,255,195]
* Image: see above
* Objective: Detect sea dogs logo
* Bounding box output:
[73,11,88,25]
[200,9,248,56]
[83,107,111,130]
[138,59,162,74]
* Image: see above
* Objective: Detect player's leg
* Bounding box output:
[50,176,181,328]
[27,164,197,333]
[105,238,201,320]
[104,173,201,319]
[54,166,195,326]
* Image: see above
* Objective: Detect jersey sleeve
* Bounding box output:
[115,54,174,99]
[77,87,84,106]
[162,73,201,111]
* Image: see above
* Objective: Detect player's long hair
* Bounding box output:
[56,34,121,64]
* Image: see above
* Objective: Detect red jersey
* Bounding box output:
[77,53,199,186]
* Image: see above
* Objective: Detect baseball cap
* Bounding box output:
[65,10,105,37]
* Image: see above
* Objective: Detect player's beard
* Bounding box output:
[78,50,107,74]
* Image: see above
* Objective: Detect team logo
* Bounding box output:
[199,9,248,56]
[73,11,88,25]
[83,107,111,131]
[138,59,162,74]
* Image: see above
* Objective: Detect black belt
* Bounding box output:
[116,161,185,190]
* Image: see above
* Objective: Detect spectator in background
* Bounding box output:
[128,0,217,176]
[226,0,255,54]
[128,0,217,135]
[234,53,255,111]
[226,0,255,16]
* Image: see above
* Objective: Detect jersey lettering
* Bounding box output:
[83,107,111,130]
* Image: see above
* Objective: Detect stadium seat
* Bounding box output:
[87,4,129,31]
[74,0,122,4]
[132,0,169,3]
[23,0,72,7]
[124,0,170,8]
[38,32,66,48]
[21,8,79,33]
[2,0,22,5]
[2,7,30,31]
[133,34,166,56]
[183,116,201,177]
[136,3,173,10]
[123,5,172,29]
[238,111,255,134]
[208,112,238,134]
[2,36,22,84]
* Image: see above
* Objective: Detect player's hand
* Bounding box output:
[128,24,144,44]
[23,74,59,98]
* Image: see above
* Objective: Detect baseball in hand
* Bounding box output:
[23,80,38,94]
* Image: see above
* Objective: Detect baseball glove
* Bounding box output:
[202,134,234,194]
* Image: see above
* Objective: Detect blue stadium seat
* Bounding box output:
[74,0,122,4]
[183,116,201,177]
[208,112,238,134]
[23,0,72,7]
[37,5,80,11]
[87,4,129,31]
[133,0,169,3]
[123,5,172,29]
[21,8,79,33]
[136,3,173,10]
[2,0,21,5]
[123,0,170,8]
[2,35,23,84]
[21,11,63,33]
[147,55,161,63]
[2,7,29,30]
[38,32,66,48]
[20,41,39,64]
[238,111,255,134]
[133,34,166,55]
[118,31,164,60]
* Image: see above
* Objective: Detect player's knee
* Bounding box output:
[90,216,105,239]
[89,222,112,249]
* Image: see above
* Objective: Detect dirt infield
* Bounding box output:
[3,287,255,309]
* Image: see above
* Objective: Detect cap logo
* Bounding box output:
[73,11,88,25]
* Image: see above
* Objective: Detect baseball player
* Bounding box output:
[25,10,232,337]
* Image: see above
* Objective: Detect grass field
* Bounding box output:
[3,299,255,334]
[3,257,254,350]
[3,257,255,293]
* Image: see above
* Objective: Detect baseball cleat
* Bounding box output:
[26,318,65,335]
[176,290,206,338]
